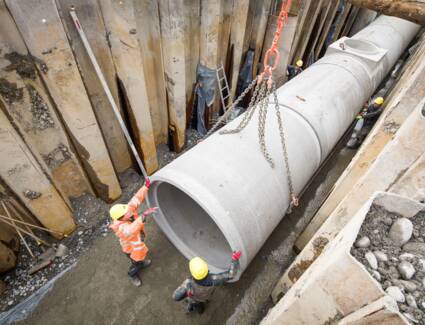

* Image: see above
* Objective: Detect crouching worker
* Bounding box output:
[173,251,242,314]
[109,178,158,287]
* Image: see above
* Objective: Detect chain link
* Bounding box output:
[258,86,274,167]
[204,77,258,138]
[204,74,298,207]
[220,81,266,135]
[272,82,298,206]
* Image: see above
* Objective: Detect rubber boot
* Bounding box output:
[130,275,142,287]
[195,302,205,314]
[186,301,205,315]
[346,136,360,149]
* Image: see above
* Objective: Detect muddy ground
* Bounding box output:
[2,129,354,325]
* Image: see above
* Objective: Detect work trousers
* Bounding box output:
[126,254,148,278]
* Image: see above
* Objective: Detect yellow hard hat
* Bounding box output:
[189,257,209,280]
[296,59,303,68]
[374,97,384,105]
[110,204,129,221]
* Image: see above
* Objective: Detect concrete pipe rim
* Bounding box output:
[344,38,380,54]
[147,176,246,280]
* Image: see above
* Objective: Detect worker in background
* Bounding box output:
[347,96,385,149]
[109,178,157,287]
[286,59,303,80]
[173,251,242,314]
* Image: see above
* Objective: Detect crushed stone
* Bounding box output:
[351,205,425,323]
[26,85,55,130]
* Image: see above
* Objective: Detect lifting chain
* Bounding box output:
[202,0,298,208]
[220,81,266,135]
[204,77,258,138]
[272,82,298,207]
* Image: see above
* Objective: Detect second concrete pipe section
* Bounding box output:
[148,16,419,278]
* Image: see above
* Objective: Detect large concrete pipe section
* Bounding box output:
[148,16,419,278]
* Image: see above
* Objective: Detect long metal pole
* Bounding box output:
[69,9,148,178]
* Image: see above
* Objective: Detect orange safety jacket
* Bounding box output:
[109,185,150,262]
[110,217,148,262]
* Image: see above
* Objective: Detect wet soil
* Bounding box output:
[4,53,37,80]
[0,78,23,104]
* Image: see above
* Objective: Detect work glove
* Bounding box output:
[143,207,158,217]
[145,177,151,189]
[127,197,140,213]
[232,251,242,261]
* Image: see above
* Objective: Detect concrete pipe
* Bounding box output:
[148,16,419,278]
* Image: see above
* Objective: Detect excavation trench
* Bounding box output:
[148,16,420,277]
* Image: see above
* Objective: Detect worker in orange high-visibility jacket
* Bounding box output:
[109,178,158,286]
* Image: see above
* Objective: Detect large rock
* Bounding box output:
[406,294,417,308]
[389,218,413,246]
[386,286,405,303]
[365,251,378,269]
[398,261,416,280]
[0,241,16,273]
[354,236,370,248]
[373,251,388,262]
[403,242,425,255]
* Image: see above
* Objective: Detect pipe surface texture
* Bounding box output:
[148,16,419,278]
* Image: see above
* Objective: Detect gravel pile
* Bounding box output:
[351,205,425,324]
[0,194,111,312]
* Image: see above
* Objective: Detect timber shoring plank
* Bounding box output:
[390,152,425,200]
[293,0,326,64]
[199,0,224,125]
[250,0,272,77]
[348,0,425,25]
[158,0,187,152]
[0,1,92,201]
[56,0,133,173]
[314,0,340,59]
[0,105,75,237]
[200,0,222,69]
[133,0,169,146]
[0,182,20,253]
[229,0,250,100]
[0,240,16,273]
[6,0,121,202]
[184,0,200,116]
[332,2,352,42]
[99,0,159,173]
[348,7,377,36]
[218,0,233,72]
[340,6,360,37]
[302,0,333,64]
[287,0,313,65]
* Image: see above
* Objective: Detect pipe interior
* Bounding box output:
[155,182,232,270]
